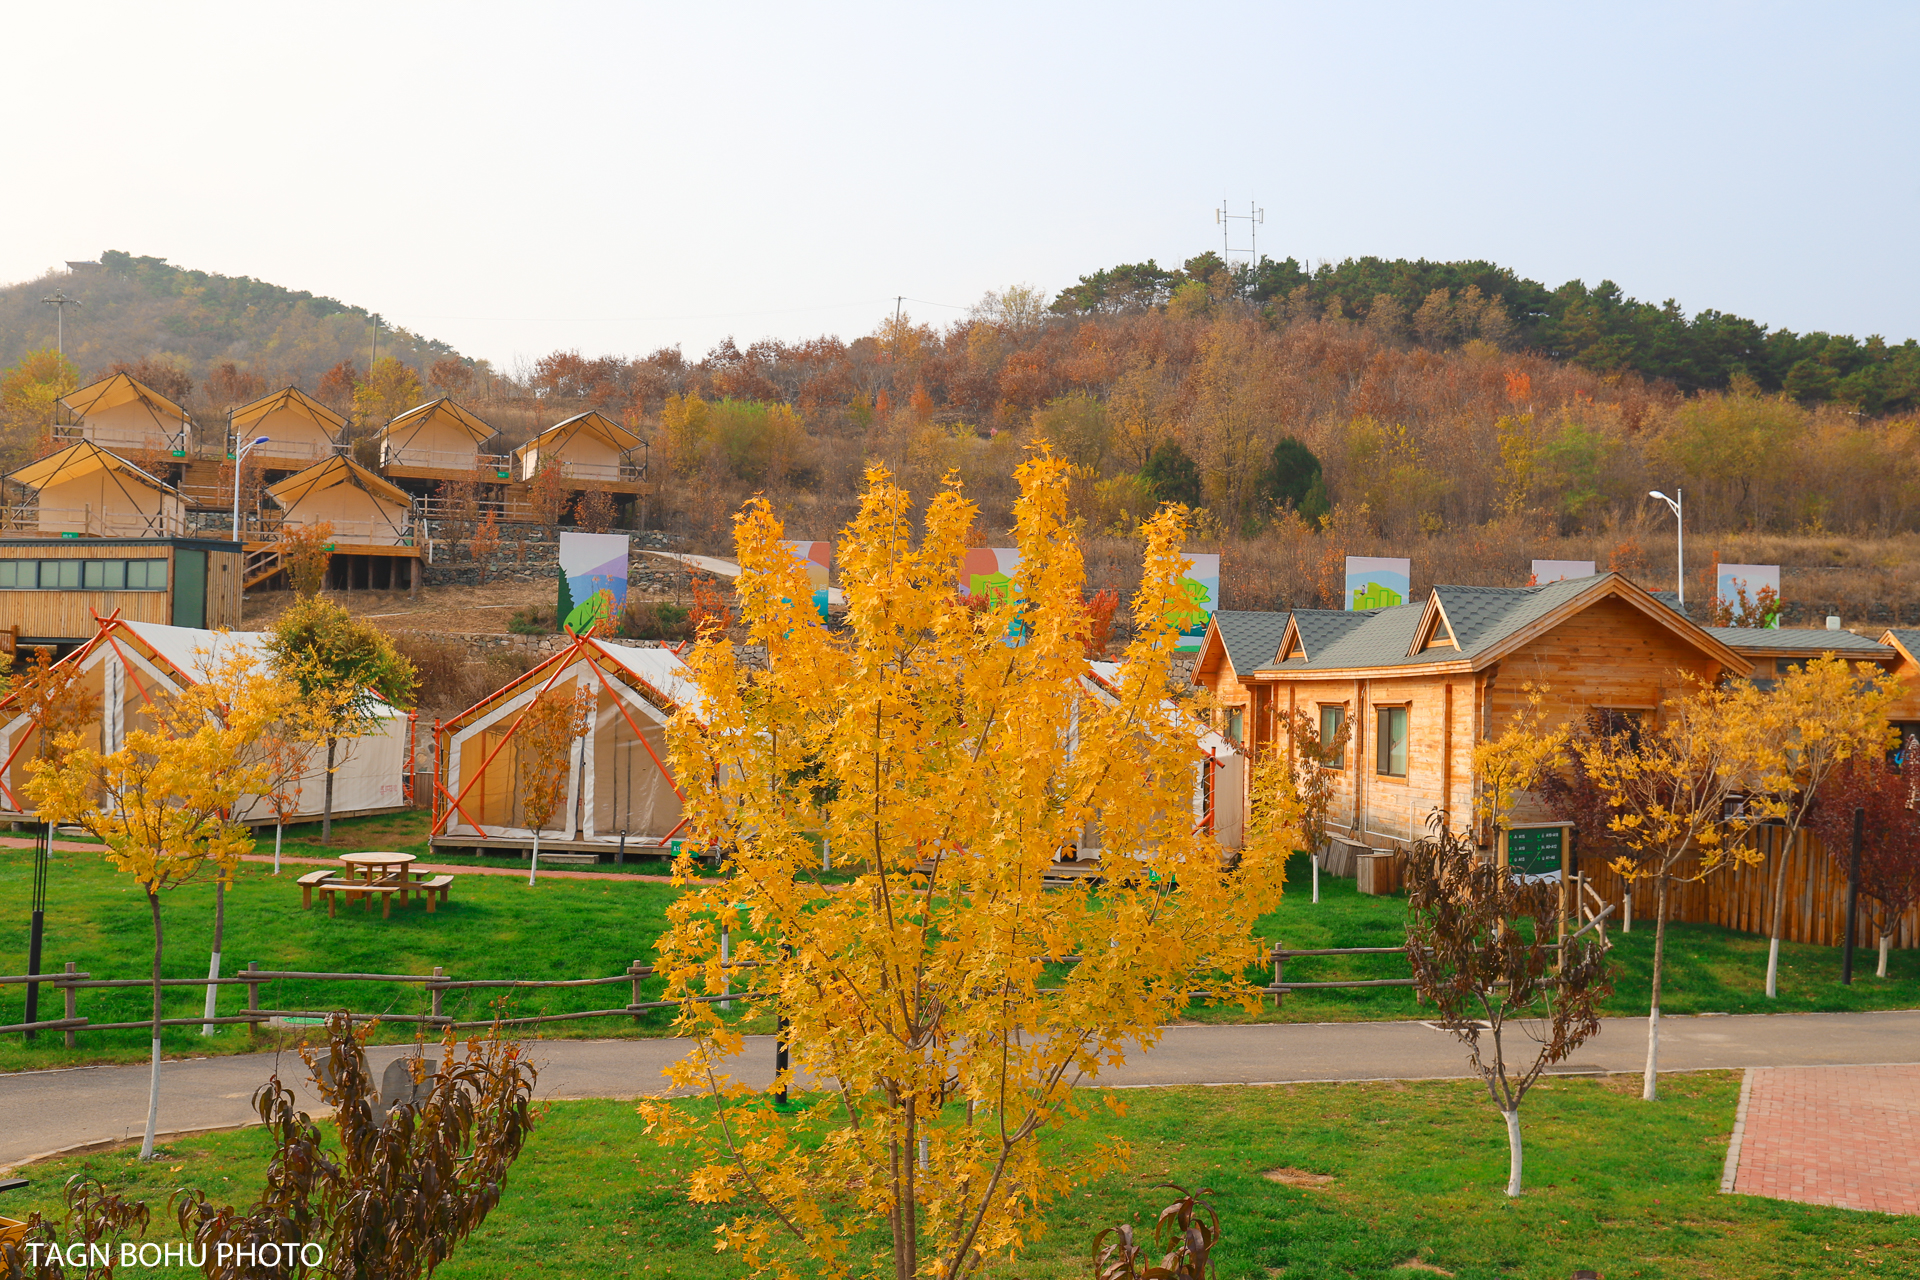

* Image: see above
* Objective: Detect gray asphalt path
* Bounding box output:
[3,1009,1915,1170]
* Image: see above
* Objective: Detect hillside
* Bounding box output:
[0,250,465,403]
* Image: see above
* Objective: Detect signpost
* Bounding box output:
[1498,821,1576,945]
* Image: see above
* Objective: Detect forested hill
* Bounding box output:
[1056,253,1920,412]
[0,251,462,392]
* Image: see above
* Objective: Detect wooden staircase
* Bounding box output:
[243,544,284,589]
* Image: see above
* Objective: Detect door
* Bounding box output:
[171,549,207,628]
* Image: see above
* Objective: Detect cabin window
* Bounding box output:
[1318,705,1346,767]
[1891,723,1920,768]
[0,559,168,591]
[1376,705,1409,778]
[1225,706,1245,746]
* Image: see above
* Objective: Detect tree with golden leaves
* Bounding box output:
[1472,682,1571,838]
[1742,654,1900,996]
[517,683,593,885]
[28,644,298,1160]
[1574,678,1777,1100]
[644,456,1294,1280]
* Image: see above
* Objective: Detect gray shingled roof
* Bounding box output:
[1261,573,1698,673]
[1706,626,1894,657]
[1884,628,1920,658]
[1209,610,1290,676]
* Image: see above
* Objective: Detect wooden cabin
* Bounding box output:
[254,456,421,592]
[58,373,190,456]
[1192,573,1752,849]
[377,398,504,490]
[228,387,346,476]
[3,441,186,538]
[513,411,649,492]
[0,536,241,647]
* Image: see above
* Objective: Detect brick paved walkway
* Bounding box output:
[1729,1064,1920,1215]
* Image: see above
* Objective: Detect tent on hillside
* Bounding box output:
[0,617,412,823]
[3,440,186,537]
[431,635,700,852]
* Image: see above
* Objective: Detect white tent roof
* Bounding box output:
[593,640,705,720]
[1085,659,1234,757]
[113,620,405,719]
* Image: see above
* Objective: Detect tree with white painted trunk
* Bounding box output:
[1746,655,1899,997]
[26,648,288,1160]
[1809,756,1920,979]
[1404,818,1612,1197]
[1573,677,1774,1101]
[517,683,592,885]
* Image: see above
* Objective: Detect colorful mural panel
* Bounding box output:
[1344,556,1410,611]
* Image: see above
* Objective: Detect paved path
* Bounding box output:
[1728,1064,1920,1215]
[3,1009,1915,1170]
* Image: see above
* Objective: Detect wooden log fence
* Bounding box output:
[0,959,765,1043]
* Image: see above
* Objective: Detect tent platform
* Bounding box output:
[430,833,677,861]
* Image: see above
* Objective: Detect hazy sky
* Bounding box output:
[7,2,1915,369]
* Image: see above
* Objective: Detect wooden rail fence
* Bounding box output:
[0,960,761,1045]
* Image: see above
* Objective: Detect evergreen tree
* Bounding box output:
[1264,435,1329,521]
[1140,440,1201,507]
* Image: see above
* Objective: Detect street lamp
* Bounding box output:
[232,435,270,542]
[1648,489,1684,607]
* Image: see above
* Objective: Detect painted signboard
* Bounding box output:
[961,548,1025,643]
[1716,563,1782,627]
[783,539,832,621]
[1345,556,1411,611]
[1531,559,1595,585]
[558,531,630,635]
[1172,553,1220,652]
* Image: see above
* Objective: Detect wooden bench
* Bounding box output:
[298,868,340,909]
[416,875,454,912]
[318,881,402,919]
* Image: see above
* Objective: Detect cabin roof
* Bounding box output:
[5,440,181,495]
[1705,626,1894,660]
[230,386,347,434]
[1882,629,1920,666]
[266,455,414,509]
[61,372,190,424]
[512,410,641,461]
[379,397,495,443]
[1206,610,1293,677]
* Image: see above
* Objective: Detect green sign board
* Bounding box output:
[1505,825,1565,877]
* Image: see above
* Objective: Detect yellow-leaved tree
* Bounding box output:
[1575,677,1779,1100]
[1472,682,1572,836]
[28,642,298,1159]
[644,455,1294,1280]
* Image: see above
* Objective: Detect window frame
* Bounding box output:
[1375,703,1409,779]
[1317,704,1347,770]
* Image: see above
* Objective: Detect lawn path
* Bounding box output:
[4,1008,1916,1171]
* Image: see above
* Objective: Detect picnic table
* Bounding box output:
[301,852,455,918]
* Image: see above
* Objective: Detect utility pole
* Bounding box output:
[371,314,381,371]
[42,291,82,358]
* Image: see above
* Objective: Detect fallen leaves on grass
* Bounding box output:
[1262,1167,1333,1188]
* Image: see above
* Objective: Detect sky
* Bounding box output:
[5,1,1916,369]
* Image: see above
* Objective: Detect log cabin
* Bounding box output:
[1192,573,1756,849]
[0,536,242,648]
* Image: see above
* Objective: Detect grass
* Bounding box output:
[4,1073,1915,1278]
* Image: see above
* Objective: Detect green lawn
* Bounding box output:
[3,1074,1913,1278]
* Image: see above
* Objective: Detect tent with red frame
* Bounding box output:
[430,634,700,852]
[0,616,414,822]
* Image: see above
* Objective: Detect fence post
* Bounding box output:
[629,960,647,1022]
[1271,949,1285,1006]
[62,962,77,1049]
[245,962,261,1042]
[431,966,446,1025]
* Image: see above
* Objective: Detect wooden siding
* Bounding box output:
[0,542,240,638]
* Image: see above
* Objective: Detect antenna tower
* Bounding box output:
[1214,199,1265,272]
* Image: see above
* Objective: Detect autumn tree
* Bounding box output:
[1472,683,1571,839]
[27,647,294,1160]
[516,683,592,884]
[645,456,1293,1280]
[316,359,359,414]
[276,519,335,597]
[0,349,78,469]
[1573,679,1776,1099]
[470,510,502,585]
[1809,757,1920,979]
[577,486,616,533]
[351,356,422,438]
[527,455,571,528]
[265,597,417,842]
[1404,821,1612,1197]
[429,356,475,398]
[1745,655,1900,995]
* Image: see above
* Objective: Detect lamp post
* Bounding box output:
[1648,489,1684,608]
[232,435,270,542]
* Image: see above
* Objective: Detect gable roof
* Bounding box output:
[61,372,190,426]
[266,454,414,510]
[378,397,495,444]
[1202,611,1292,678]
[513,410,641,462]
[229,386,347,434]
[1707,626,1894,660]
[1253,573,1748,677]
[1883,629,1920,667]
[5,440,182,496]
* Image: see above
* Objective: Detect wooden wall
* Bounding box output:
[1,542,240,638]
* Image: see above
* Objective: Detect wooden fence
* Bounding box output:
[0,960,754,1045]
[1578,826,1920,949]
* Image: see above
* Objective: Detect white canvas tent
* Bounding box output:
[0,618,411,822]
[1077,660,1245,854]
[432,636,700,850]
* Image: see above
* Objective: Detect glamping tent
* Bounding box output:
[513,411,645,485]
[229,387,346,470]
[0,618,412,823]
[378,398,501,483]
[4,441,186,537]
[61,373,191,455]
[265,455,416,548]
[432,635,699,853]
[1079,661,1244,854]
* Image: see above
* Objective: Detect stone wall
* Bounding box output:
[419,525,700,592]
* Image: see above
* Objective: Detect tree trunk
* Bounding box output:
[322,737,337,844]
[143,890,164,1161]
[1879,930,1892,979]
[273,821,283,875]
[1765,853,1790,998]
[529,829,540,886]
[1503,1107,1523,1197]
[201,880,225,1036]
[1643,876,1669,1102]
